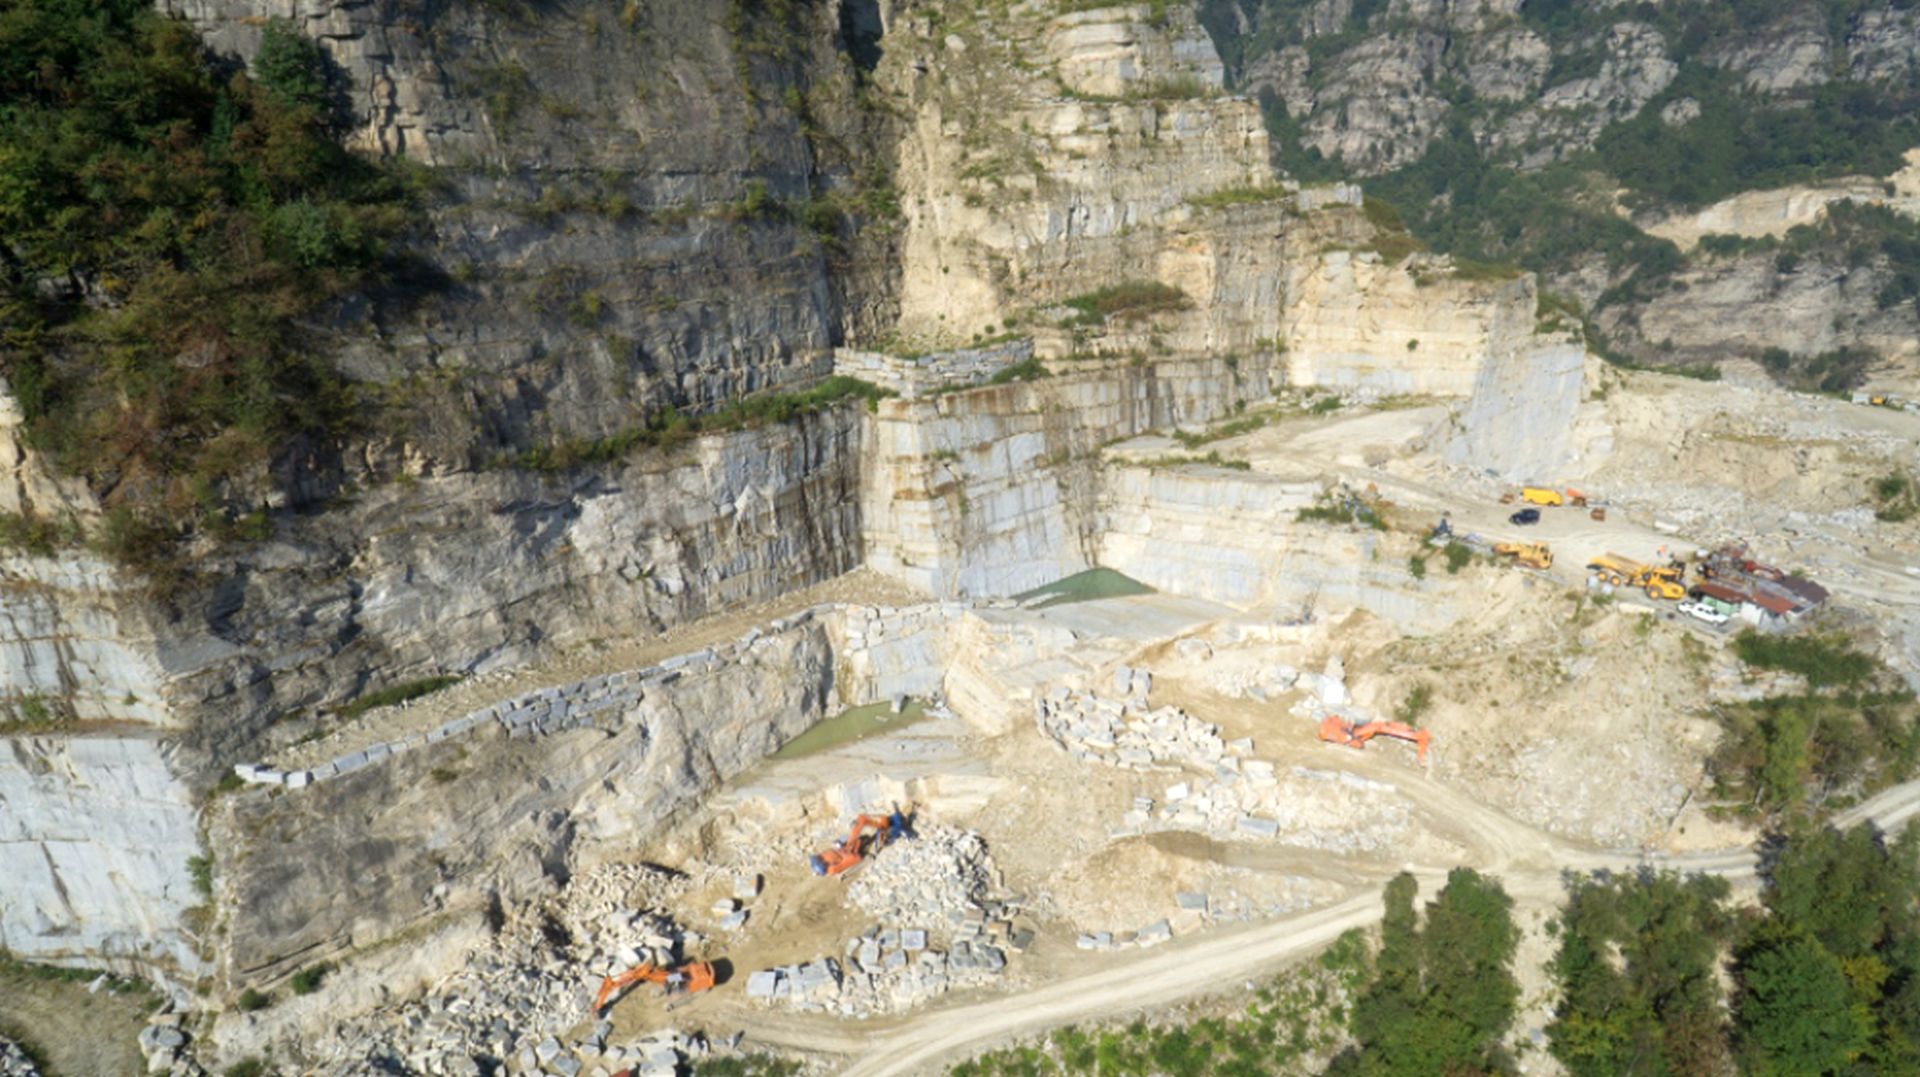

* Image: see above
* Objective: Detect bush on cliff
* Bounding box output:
[0,4,415,542]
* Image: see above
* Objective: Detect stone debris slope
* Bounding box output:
[307,864,716,1076]
[748,825,1019,1018]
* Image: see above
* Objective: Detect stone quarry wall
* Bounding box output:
[0,408,862,980]
[1097,466,1472,635]
[1096,466,1323,605]
[0,734,203,974]
[206,599,991,986]
[210,618,836,984]
[0,555,172,727]
[1283,253,1540,396]
[1442,338,1592,480]
[170,409,864,769]
[829,603,970,706]
[860,355,1272,598]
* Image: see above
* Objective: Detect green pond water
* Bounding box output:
[772,698,929,760]
[1013,567,1154,609]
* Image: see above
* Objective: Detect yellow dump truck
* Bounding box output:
[1586,553,1686,600]
[1520,487,1565,506]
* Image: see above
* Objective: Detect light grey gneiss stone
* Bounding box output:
[1237,816,1280,838]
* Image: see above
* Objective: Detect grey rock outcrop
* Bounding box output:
[210,619,833,983]
[0,735,203,973]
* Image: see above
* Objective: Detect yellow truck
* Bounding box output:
[1586,553,1686,600]
[1520,487,1565,507]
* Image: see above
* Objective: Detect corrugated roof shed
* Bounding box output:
[1778,575,1830,606]
[1694,581,1748,605]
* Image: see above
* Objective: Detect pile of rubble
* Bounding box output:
[1148,765,1412,854]
[847,825,994,926]
[749,826,1021,1017]
[0,1039,40,1077]
[305,864,725,1076]
[1035,669,1231,772]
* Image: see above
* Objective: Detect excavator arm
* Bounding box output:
[591,960,717,1017]
[1318,715,1432,764]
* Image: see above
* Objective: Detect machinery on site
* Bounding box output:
[809,809,910,877]
[1492,541,1552,569]
[591,959,717,1017]
[1586,553,1686,600]
[1317,715,1432,764]
[1520,487,1564,506]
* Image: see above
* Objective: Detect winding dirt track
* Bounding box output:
[809,769,1920,1077]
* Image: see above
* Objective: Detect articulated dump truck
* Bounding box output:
[1586,553,1686,600]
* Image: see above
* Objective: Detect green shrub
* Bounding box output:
[1407,554,1427,580]
[1442,541,1471,575]
[188,855,213,899]
[1140,452,1251,472]
[1732,630,1875,690]
[235,988,272,1013]
[1059,282,1190,326]
[986,359,1050,385]
[1871,471,1917,523]
[290,963,331,995]
[694,1056,802,1077]
[335,675,462,721]
[255,18,336,115]
[1549,872,1735,1075]
[1395,684,1432,723]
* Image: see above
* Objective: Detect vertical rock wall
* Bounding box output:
[1284,253,1541,396]
[860,355,1270,597]
[0,556,172,726]
[1442,339,1592,479]
[0,735,203,974]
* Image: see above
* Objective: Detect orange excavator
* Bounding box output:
[591,959,717,1017]
[1317,715,1432,764]
[809,809,910,877]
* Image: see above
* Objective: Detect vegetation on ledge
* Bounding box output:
[0,3,421,552]
[498,376,895,472]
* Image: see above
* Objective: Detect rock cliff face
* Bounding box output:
[0,735,202,973]
[889,4,1281,346]
[211,619,834,984]
[1220,0,1919,180]
[1205,1,1920,378]
[162,0,896,462]
[861,354,1275,597]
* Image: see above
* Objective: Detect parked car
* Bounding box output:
[1679,600,1730,626]
[1509,508,1541,526]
